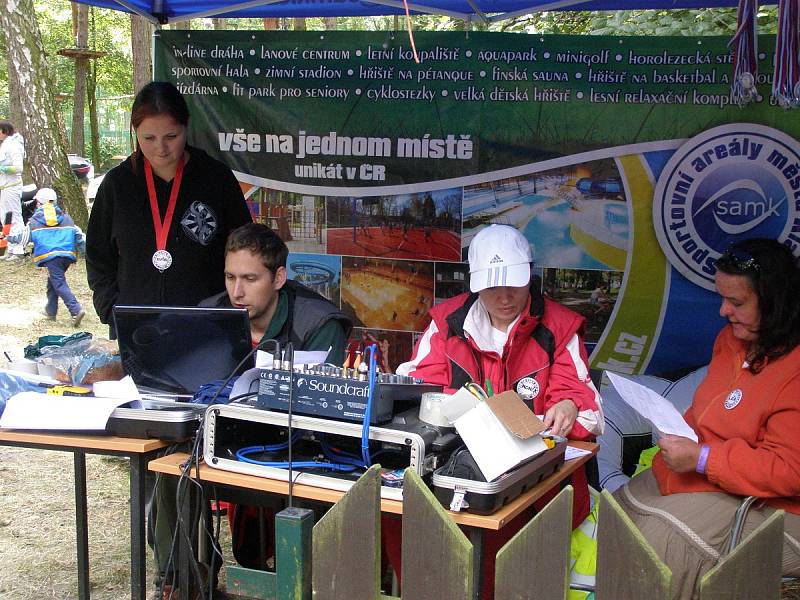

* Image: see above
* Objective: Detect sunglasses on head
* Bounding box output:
[719,246,760,272]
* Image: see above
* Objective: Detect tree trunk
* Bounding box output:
[131,14,153,95]
[294,18,306,31]
[0,0,88,227]
[87,8,100,169]
[212,18,227,30]
[324,17,337,30]
[7,58,23,138]
[263,18,278,30]
[71,2,89,156]
[87,61,100,169]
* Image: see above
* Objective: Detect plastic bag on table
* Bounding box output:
[38,337,123,385]
[24,331,92,359]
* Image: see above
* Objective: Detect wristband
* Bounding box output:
[695,444,710,474]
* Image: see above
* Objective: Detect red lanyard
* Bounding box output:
[144,155,185,252]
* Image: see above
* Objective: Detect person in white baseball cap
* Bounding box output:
[34,187,58,205]
[468,223,533,292]
[467,224,533,331]
[394,223,603,598]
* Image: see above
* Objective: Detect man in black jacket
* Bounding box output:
[152,223,351,599]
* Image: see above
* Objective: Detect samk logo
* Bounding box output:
[653,123,800,290]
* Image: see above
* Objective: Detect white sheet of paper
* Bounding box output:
[255,348,330,368]
[92,376,142,405]
[565,446,593,461]
[606,372,698,442]
[230,367,261,400]
[454,402,548,481]
[439,386,479,423]
[0,392,134,430]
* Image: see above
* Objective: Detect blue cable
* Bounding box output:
[361,344,378,466]
[236,455,358,472]
[319,435,366,468]
[236,431,359,472]
[235,431,301,456]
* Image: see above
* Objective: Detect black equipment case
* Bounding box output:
[431,438,568,514]
[105,399,205,442]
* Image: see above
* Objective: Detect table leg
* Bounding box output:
[130,453,147,600]
[74,451,90,600]
[469,528,484,600]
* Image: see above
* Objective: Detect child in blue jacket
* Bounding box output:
[5,188,86,326]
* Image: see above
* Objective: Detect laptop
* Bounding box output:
[113,305,252,396]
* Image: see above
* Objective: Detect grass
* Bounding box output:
[0,256,149,598]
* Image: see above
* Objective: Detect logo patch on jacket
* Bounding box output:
[181,201,218,245]
[516,377,540,400]
[724,389,743,410]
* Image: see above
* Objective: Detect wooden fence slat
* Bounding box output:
[277,507,315,600]
[495,485,573,600]
[698,509,784,600]
[401,469,473,600]
[312,465,382,600]
[595,489,672,600]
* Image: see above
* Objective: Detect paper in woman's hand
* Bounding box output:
[606,372,698,442]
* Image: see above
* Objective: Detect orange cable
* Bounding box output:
[402,0,420,64]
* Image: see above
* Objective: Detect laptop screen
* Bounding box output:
[113,305,252,395]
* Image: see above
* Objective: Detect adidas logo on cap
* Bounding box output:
[489,254,504,264]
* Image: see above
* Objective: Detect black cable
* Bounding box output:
[228,390,258,404]
[146,443,180,600]
[285,342,295,507]
[204,337,279,407]
[158,338,281,598]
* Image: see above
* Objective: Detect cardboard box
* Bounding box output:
[441,388,549,481]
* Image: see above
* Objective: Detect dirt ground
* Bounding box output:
[0,258,236,599]
[0,257,144,599]
[0,257,108,357]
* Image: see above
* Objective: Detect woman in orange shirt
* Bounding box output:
[616,238,800,600]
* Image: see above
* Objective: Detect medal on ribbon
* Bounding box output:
[145,155,185,272]
[151,249,173,271]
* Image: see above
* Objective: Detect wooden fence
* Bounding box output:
[225,465,785,600]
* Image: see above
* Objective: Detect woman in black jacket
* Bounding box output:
[86,81,252,335]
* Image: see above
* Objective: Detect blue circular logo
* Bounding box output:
[653,124,800,290]
[724,389,743,410]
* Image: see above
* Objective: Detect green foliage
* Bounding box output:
[96,136,128,172]
[504,8,779,36]
[33,1,133,98]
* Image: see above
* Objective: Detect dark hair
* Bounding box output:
[716,238,800,372]
[0,121,15,136]
[225,223,288,274]
[129,82,189,171]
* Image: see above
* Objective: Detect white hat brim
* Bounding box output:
[469,262,531,293]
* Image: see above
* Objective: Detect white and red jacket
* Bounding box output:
[398,287,604,442]
[387,287,604,598]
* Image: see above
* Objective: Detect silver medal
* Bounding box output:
[152,249,173,272]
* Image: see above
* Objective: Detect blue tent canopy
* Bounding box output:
[77,0,755,24]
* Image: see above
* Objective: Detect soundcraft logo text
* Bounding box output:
[304,378,370,397]
[653,124,800,290]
